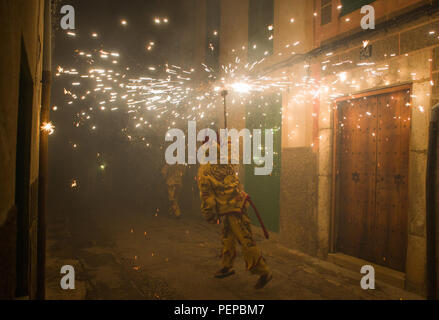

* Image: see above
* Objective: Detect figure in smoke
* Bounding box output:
[197,135,272,290]
[162,163,185,218]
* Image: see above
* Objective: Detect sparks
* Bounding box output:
[41,122,55,135]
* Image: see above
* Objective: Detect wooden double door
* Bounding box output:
[335,88,411,272]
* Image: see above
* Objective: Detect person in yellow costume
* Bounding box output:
[197,138,272,290]
[162,164,185,218]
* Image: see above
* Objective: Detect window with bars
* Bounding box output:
[340,0,376,17]
[248,0,274,63]
[321,0,332,26]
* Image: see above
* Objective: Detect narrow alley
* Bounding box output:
[3,0,439,304]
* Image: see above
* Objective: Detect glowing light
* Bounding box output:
[41,122,55,135]
[338,72,348,82]
[231,82,252,93]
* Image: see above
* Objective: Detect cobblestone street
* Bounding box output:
[46,203,423,300]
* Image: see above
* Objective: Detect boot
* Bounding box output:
[214,267,236,279]
[255,273,272,290]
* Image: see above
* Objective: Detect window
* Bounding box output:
[206,0,220,73]
[321,0,332,26]
[340,0,376,17]
[248,0,274,63]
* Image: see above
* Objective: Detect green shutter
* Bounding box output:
[340,0,376,17]
[244,93,282,232]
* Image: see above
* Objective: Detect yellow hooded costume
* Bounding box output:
[197,141,270,277]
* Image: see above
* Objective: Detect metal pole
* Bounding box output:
[37,0,52,300]
[221,90,228,128]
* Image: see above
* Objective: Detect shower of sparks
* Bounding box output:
[57,12,436,151]
[57,34,294,147]
[41,122,55,135]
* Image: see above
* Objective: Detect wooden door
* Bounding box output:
[335,89,410,272]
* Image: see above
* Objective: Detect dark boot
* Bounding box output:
[214,267,236,279]
[255,273,273,290]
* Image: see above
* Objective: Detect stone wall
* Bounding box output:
[0,0,45,299]
[314,10,439,296]
[217,0,437,296]
[280,147,318,255]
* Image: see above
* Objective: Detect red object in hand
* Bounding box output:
[242,195,270,240]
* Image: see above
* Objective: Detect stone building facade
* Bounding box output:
[215,0,439,297]
[0,0,46,299]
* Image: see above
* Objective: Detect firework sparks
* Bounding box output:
[41,122,55,135]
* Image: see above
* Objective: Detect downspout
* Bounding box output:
[427,103,439,300]
[37,0,52,300]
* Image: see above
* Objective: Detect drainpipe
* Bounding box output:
[37,0,52,300]
[427,103,439,300]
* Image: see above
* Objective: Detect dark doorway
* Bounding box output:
[334,87,411,272]
[15,42,34,297]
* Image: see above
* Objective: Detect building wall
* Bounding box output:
[314,0,429,46]
[219,0,438,296]
[313,7,438,297]
[193,0,208,66]
[0,0,45,299]
[218,0,319,254]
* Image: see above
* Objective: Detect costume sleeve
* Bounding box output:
[198,171,218,223]
[222,165,243,201]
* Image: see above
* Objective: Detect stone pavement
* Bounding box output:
[46,205,423,300]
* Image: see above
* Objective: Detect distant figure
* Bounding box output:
[197,139,272,290]
[161,163,185,218]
